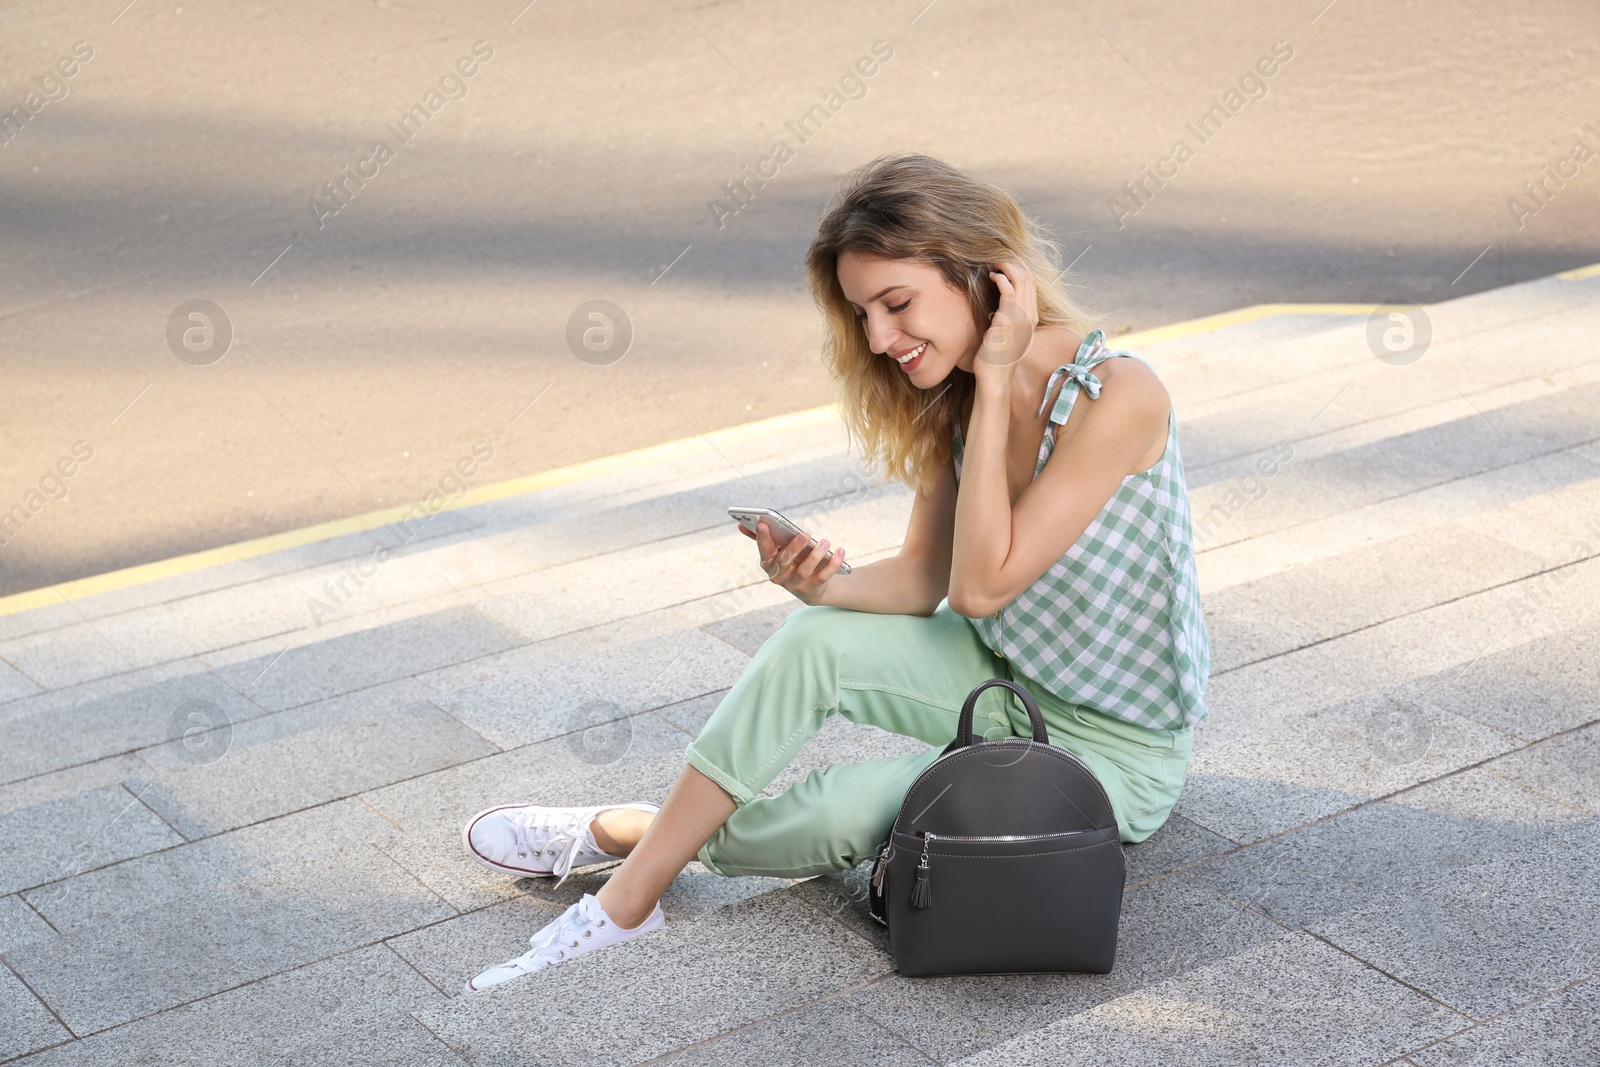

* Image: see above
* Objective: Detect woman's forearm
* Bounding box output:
[949,380,1014,614]
[811,554,942,616]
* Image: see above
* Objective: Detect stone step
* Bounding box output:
[1142,269,1597,417]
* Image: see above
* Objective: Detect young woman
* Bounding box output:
[461,154,1211,993]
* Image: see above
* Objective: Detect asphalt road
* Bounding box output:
[2,0,1598,596]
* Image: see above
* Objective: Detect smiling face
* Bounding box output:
[836,249,983,384]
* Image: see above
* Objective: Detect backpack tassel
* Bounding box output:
[911,833,934,908]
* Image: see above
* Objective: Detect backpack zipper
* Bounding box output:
[911,833,935,908]
[871,841,894,892]
[911,827,1106,844]
[900,826,1120,910]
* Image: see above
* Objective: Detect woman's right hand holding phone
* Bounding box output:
[740,520,847,606]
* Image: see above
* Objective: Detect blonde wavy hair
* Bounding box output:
[805,153,1103,497]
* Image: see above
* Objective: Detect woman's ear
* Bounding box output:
[969,263,1000,319]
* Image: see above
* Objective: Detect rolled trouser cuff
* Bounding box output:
[682,741,757,807]
[682,743,760,875]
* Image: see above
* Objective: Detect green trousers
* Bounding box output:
[685,599,1194,879]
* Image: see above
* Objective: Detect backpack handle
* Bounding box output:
[955,677,1050,748]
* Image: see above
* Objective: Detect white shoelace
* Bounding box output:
[516,896,605,971]
[511,809,603,888]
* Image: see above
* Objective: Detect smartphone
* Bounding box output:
[727,506,852,575]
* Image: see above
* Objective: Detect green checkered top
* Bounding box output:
[952,329,1211,732]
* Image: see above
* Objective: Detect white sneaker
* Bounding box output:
[462,891,665,993]
[462,801,660,887]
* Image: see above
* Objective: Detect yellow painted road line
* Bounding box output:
[4,273,1596,620]
[1557,260,1600,281]
[0,404,841,619]
[1116,302,1374,348]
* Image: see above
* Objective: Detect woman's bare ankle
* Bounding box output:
[594,882,656,930]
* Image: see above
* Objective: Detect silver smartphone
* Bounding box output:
[727,506,852,575]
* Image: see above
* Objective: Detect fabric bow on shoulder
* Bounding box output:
[1038,361,1103,420]
[1037,328,1108,419]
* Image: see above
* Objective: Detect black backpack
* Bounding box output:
[867,677,1126,976]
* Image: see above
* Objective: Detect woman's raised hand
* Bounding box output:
[975,259,1039,392]
[739,520,847,605]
